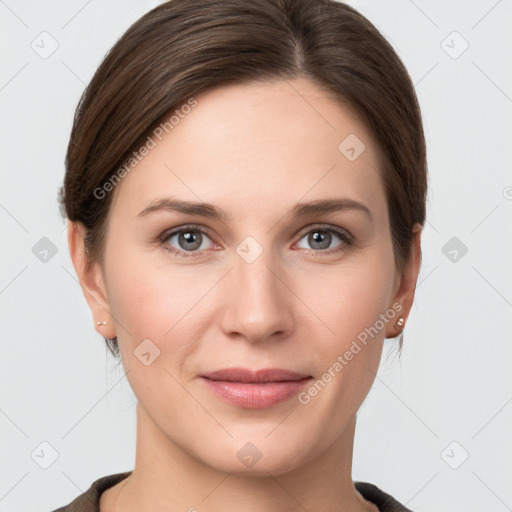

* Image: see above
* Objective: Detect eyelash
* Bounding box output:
[158,224,353,259]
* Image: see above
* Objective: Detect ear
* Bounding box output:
[67,221,117,339]
[385,223,422,338]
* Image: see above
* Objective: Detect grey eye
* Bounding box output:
[166,228,213,252]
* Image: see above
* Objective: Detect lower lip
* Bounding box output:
[200,377,312,409]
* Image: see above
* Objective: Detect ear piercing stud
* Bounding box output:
[97,317,407,329]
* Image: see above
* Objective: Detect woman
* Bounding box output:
[54,0,426,510]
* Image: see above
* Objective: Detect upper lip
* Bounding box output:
[200,368,311,383]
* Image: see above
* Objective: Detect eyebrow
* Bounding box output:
[137,197,372,222]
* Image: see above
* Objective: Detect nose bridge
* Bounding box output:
[236,242,278,298]
[221,234,292,341]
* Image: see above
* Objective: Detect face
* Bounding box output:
[72,77,419,476]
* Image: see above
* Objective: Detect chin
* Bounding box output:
[197,436,315,477]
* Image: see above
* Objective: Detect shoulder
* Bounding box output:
[49,471,133,512]
[354,481,415,512]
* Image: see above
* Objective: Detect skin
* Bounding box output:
[68,77,422,512]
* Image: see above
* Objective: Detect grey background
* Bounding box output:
[1,1,511,511]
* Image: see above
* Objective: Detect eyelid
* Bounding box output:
[158,223,214,243]
[294,223,352,241]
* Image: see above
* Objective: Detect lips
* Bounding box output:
[200,367,311,383]
[199,368,313,409]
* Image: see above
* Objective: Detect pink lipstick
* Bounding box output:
[199,368,312,409]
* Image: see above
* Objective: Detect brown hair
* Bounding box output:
[59,0,427,358]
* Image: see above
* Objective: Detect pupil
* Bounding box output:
[311,231,330,249]
[181,231,200,250]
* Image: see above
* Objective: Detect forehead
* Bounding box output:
[110,77,386,219]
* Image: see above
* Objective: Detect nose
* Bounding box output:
[218,243,294,344]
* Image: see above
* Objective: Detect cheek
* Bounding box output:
[106,260,167,339]
[103,247,214,366]
[292,256,394,427]
[297,247,396,346]
[293,244,395,402]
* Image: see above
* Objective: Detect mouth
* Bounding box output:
[200,367,311,383]
[199,367,313,409]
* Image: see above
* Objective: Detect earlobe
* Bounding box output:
[67,221,117,339]
[385,223,423,339]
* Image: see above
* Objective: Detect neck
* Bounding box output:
[106,403,376,512]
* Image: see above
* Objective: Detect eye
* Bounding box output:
[159,224,353,258]
[295,225,352,253]
[159,225,216,258]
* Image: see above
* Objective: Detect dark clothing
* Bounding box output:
[51,471,414,512]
